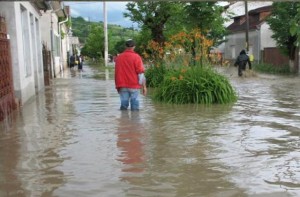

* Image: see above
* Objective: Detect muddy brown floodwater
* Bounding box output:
[0,65,300,197]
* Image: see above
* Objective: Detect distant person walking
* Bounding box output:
[234,49,252,77]
[75,54,80,70]
[114,39,147,111]
[78,54,84,71]
[70,54,75,70]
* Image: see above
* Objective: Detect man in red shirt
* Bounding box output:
[115,39,147,110]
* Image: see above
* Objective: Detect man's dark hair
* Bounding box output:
[125,39,135,47]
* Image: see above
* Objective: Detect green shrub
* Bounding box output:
[145,64,169,88]
[253,63,290,74]
[153,66,237,104]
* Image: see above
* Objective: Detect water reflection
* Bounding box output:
[117,111,145,174]
[0,117,25,197]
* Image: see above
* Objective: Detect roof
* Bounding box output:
[227,5,272,32]
[249,5,272,15]
[30,0,67,17]
[32,0,51,11]
[30,0,51,15]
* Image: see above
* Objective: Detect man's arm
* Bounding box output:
[142,80,147,96]
[138,73,147,96]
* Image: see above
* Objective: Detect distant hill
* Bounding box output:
[71,16,137,45]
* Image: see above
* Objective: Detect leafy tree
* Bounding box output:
[184,2,227,46]
[267,2,299,61]
[71,16,92,43]
[290,3,300,46]
[134,27,152,56]
[124,2,183,46]
[84,24,105,58]
[162,4,186,39]
[80,45,88,56]
[123,2,228,64]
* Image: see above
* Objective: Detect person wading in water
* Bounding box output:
[234,49,252,77]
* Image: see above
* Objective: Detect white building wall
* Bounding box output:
[0,2,44,105]
[224,32,246,60]
[40,10,52,50]
[35,18,44,92]
[61,25,69,69]
[260,23,277,48]
[40,10,61,78]
[224,30,263,62]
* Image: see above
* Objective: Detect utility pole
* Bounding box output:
[103,1,108,67]
[132,23,134,37]
[245,0,249,52]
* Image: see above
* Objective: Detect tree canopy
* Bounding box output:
[184,2,227,46]
[267,2,299,60]
[290,3,300,47]
[124,2,227,48]
[124,2,184,46]
[84,24,105,58]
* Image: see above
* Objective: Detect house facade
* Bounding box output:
[224,6,280,64]
[222,2,300,72]
[40,2,69,78]
[0,1,46,106]
[0,1,70,108]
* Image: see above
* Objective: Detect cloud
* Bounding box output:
[64,1,134,27]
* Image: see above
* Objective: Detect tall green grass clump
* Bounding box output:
[153,66,237,104]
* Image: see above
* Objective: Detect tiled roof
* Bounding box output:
[248,5,272,14]
[227,5,272,32]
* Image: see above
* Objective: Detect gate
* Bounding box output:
[0,16,16,121]
[42,43,52,86]
[263,47,289,67]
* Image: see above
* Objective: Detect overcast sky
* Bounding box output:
[63,1,271,29]
[64,1,136,28]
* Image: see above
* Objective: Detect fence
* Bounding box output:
[263,47,289,67]
[42,43,51,86]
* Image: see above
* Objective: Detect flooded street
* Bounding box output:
[1,65,300,197]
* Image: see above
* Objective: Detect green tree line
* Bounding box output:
[71,16,138,58]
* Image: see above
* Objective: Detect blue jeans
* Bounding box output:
[119,88,140,110]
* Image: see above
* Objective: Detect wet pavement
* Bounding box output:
[0,65,300,197]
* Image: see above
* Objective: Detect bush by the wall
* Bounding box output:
[253,63,290,74]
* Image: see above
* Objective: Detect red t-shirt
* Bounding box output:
[115,49,144,90]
